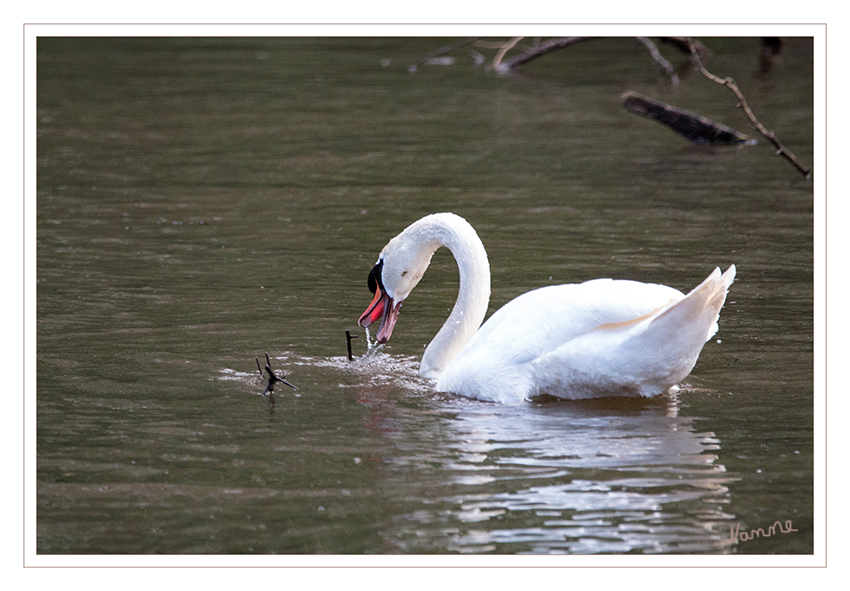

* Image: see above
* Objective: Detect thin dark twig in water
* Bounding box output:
[345,330,358,361]
[637,37,679,86]
[687,37,811,179]
[255,352,298,398]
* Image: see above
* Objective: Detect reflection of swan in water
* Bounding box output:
[368,392,737,554]
[276,352,736,553]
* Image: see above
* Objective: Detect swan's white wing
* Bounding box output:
[437,279,684,402]
[475,279,683,360]
[532,266,736,400]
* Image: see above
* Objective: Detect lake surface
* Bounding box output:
[35,37,814,556]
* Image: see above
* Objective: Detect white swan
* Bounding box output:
[358,212,735,403]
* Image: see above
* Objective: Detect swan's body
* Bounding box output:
[358,213,735,403]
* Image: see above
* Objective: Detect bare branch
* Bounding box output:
[687,37,811,179]
[492,37,525,69]
[636,37,679,86]
[493,37,594,72]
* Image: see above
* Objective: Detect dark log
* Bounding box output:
[622,91,751,145]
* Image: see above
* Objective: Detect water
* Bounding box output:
[35,37,814,555]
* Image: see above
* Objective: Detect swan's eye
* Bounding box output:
[367,260,384,294]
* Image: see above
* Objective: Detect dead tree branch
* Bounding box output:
[687,37,811,179]
[492,37,525,69]
[637,37,679,86]
[493,37,594,72]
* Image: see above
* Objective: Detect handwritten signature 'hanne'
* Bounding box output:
[729,520,798,544]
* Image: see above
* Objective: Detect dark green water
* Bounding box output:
[36,37,813,554]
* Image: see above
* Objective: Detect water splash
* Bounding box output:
[364,326,376,351]
[358,326,388,361]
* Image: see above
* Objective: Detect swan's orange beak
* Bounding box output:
[359,259,402,344]
[358,285,401,344]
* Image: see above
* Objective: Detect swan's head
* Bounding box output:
[357,223,437,344]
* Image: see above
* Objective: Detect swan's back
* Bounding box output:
[436,266,735,403]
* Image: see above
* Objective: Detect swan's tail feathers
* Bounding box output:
[650,264,736,344]
[702,264,736,340]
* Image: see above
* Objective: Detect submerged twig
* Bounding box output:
[345,329,358,361]
[687,37,811,179]
[255,352,298,399]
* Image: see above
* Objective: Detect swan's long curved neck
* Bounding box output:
[414,215,491,379]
